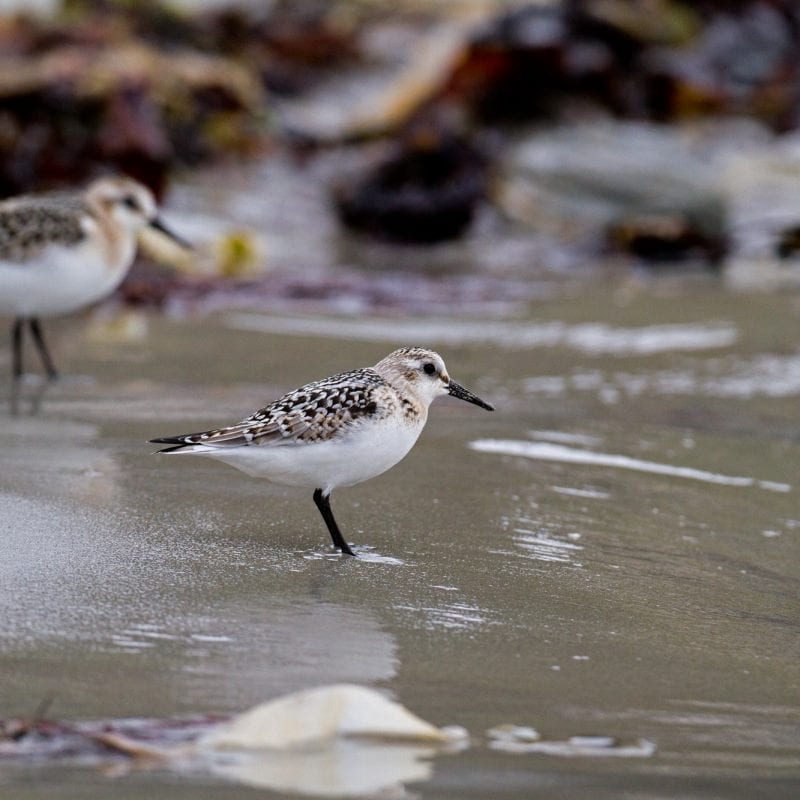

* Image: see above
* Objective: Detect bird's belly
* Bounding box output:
[204,421,423,492]
[0,240,133,317]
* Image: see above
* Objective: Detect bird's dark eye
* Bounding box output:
[422,362,436,375]
[122,195,139,210]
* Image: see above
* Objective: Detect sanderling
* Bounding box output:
[0,176,188,379]
[150,347,494,556]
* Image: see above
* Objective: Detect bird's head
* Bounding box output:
[374,347,494,411]
[87,176,190,248]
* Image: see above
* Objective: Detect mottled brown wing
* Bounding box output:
[151,369,386,450]
[0,195,87,262]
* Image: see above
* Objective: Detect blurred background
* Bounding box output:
[3,0,800,310]
[2,3,800,798]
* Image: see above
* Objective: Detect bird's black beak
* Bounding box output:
[448,380,494,411]
[148,217,192,249]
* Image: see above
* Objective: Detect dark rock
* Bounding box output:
[775,223,800,258]
[607,212,727,266]
[334,128,488,243]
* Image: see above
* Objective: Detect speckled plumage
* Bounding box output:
[151,348,494,556]
[172,368,396,448]
[167,358,430,451]
[0,193,88,262]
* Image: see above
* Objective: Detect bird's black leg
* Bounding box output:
[313,489,356,556]
[11,317,24,379]
[28,318,58,379]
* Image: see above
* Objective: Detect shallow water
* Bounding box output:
[1,279,799,798]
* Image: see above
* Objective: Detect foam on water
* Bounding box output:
[523,352,800,400]
[488,733,656,757]
[228,313,737,355]
[550,485,611,500]
[470,440,791,492]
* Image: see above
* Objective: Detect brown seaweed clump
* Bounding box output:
[0,12,266,196]
[433,1,800,130]
[0,0,363,197]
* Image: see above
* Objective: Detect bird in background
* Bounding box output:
[0,175,189,379]
[151,348,494,556]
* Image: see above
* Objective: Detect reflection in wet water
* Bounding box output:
[301,545,405,566]
[1,444,400,712]
[585,700,800,770]
[1,298,799,798]
[8,376,54,416]
[393,599,494,632]
[209,740,438,797]
[504,517,584,565]
[5,415,114,506]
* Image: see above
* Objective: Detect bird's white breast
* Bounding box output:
[0,218,137,317]
[186,414,426,494]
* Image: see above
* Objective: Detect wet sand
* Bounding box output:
[1,280,798,798]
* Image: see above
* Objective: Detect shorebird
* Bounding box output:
[0,176,188,379]
[150,347,494,556]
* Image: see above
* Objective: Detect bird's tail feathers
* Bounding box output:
[149,435,213,454]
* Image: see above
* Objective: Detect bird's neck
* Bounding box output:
[87,204,137,272]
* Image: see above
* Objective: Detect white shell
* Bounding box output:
[487,724,541,743]
[200,684,451,750]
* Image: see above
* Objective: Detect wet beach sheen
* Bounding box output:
[1,281,799,798]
